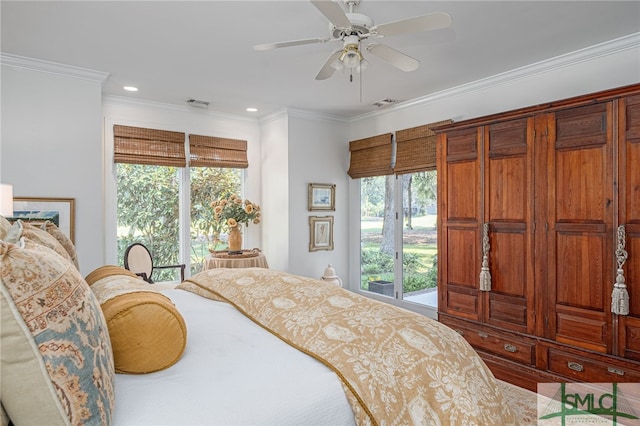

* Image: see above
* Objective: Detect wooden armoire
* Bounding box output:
[436,84,640,391]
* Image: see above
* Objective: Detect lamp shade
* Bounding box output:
[0,184,14,217]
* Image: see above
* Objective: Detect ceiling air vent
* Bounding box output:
[187,98,210,109]
[373,98,397,108]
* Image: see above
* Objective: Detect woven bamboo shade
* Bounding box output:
[114,125,186,167]
[189,134,248,168]
[394,120,453,174]
[347,133,393,178]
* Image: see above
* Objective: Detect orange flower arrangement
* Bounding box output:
[210,194,261,230]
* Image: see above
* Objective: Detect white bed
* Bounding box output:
[1,219,535,426]
[113,288,356,426]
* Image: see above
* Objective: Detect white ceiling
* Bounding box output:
[2,1,639,119]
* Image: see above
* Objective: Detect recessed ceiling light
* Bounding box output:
[246,107,258,112]
[123,86,138,92]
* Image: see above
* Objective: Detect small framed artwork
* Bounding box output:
[308,183,335,211]
[309,215,334,252]
[12,197,75,243]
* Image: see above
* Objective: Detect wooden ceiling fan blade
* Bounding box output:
[315,50,342,80]
[253,37,332,51]
[310,0,351,29]
[373,12,452,37]
[367,43,419,72]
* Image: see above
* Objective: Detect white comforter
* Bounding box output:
[113,288,356,426]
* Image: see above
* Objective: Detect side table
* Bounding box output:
[202,249,269,271]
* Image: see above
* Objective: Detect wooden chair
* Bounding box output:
[124,242,185,283]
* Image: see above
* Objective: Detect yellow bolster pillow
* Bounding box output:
[101,291,187,374]
[87,267,187,374]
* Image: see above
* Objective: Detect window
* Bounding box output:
[358,173,438,311]
[352,121,450,317]
[189,166,242,274]
[114,125,247,280]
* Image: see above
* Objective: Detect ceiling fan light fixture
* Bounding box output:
[340,45,363,69]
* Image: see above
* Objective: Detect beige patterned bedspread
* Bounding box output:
[179,268,517,426]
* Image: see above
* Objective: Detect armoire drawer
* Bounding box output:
[547,349,640,382]
[444,318,535,365]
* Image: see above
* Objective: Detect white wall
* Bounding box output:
[258,111,289,271]
[1,64,106,275]
[286,111,350,281]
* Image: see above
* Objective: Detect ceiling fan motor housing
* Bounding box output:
[330,12,374,38]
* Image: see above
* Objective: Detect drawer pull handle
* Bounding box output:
[568,361,584,372]
[454,329,464,336]
[608,367,625,376]
[478,332,489,338]
[503,344,517,353]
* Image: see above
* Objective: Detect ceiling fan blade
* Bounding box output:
[253,37,332,51]
[310,0,351,29]
[315,50,342,80]
[366,43,419,72]
[373,12,452,37]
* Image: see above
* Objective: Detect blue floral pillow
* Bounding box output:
[0,239,115,425]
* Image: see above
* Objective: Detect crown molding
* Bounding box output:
[259,107,348,125]
[259,108,289,124]
[0,52,109,83]
[286,107,349,123]
[103,95,259,123]
[351,32,640,123]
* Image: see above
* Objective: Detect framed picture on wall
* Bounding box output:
[309,215,333,252]
[11,197,75,243]
[308,183,335,211]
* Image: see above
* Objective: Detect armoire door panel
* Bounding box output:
[555,232,607,310]
[488,118,528,157]
[554,147,611,223]
[556,307,607,353]
[446,160,479,221]
[445,227,478,287]
[446,128,478,162]
[623,94,640,139]
[623,140,640,226]
[446,285,479,318]
[488,157,527,221]
[627,232,640,317]
[623,317,640,361]
[555,103,608,149]
[489,227,527,297]
[488,293,527,329]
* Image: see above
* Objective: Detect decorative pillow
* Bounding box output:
[41,221,79,269]
[88,266,187,374]
[4,220,73,265]
[0,240,115,426]
[0,216,10,240]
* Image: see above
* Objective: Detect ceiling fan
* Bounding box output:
[253,0,452,81]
